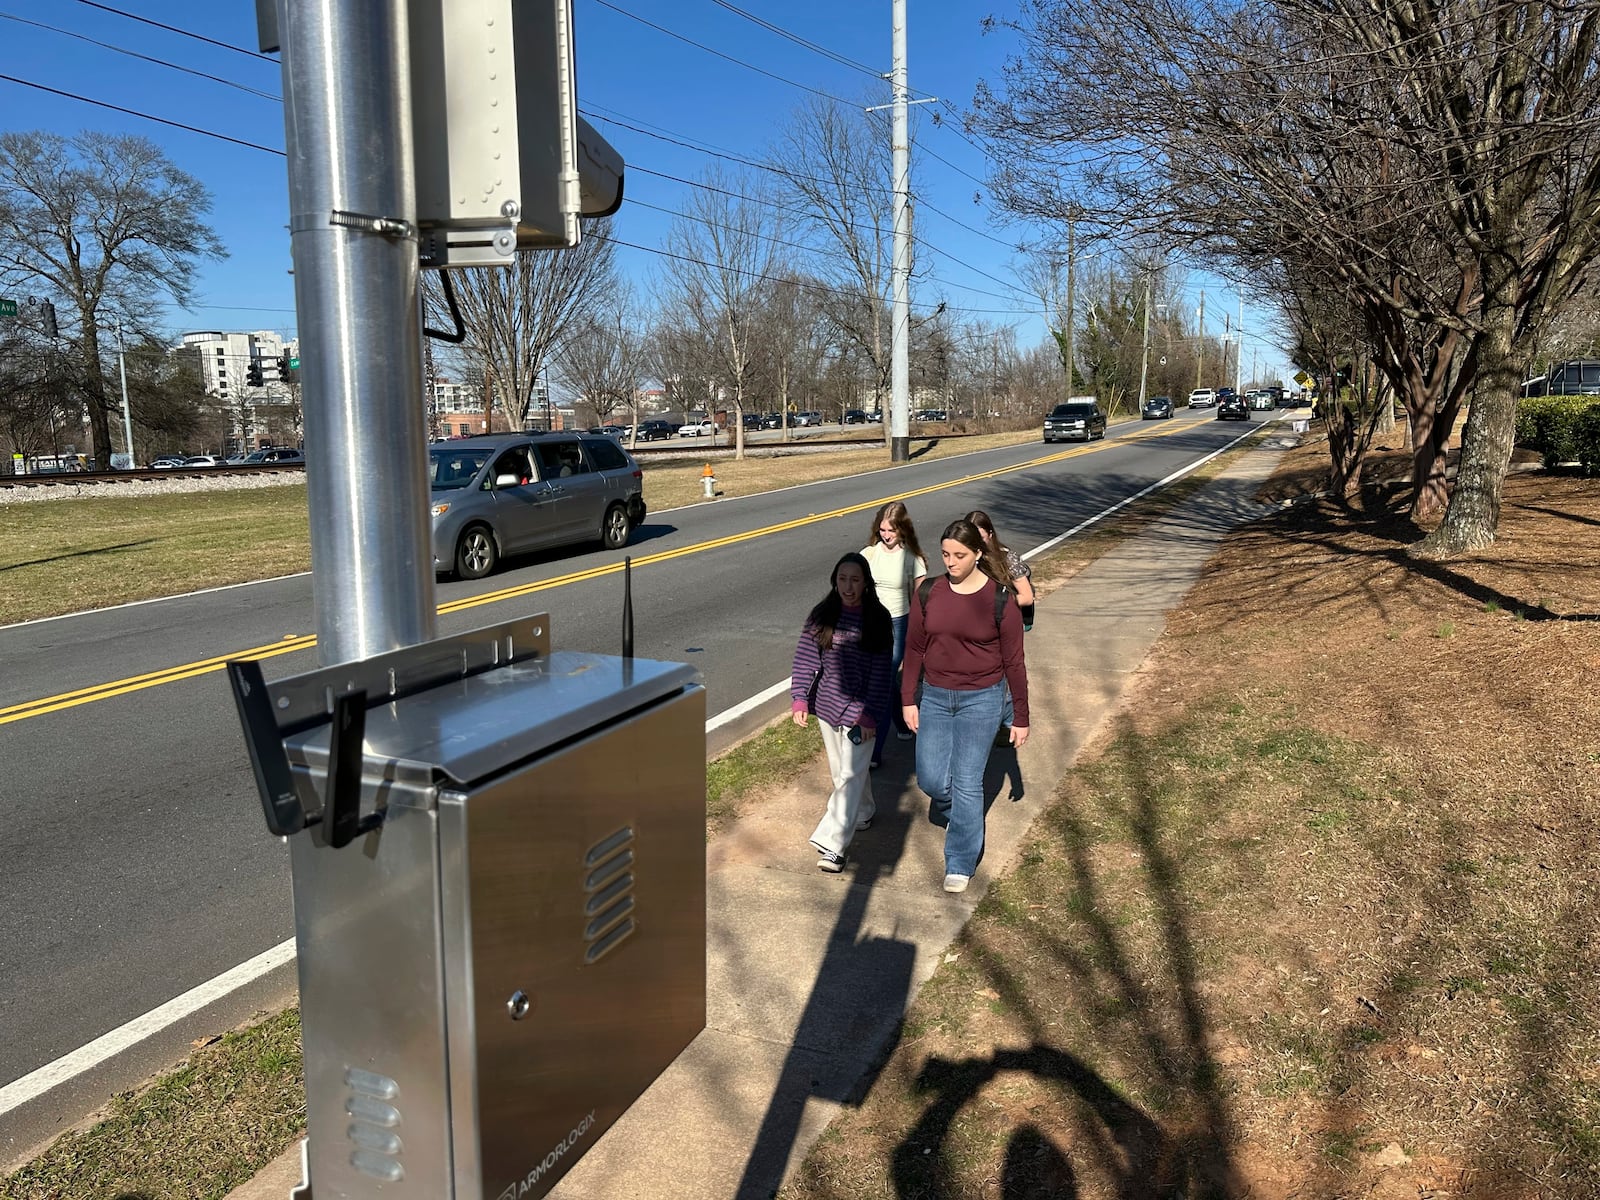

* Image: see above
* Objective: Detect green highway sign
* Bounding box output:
[288,356,300,369]
[0,299,16,318]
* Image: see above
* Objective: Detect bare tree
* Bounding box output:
[426,216,618,431]
[0,131,224,470]
[977,0,1600,555]
[555,287,647,436]
[657,168,783,458]
[770,97,898,440]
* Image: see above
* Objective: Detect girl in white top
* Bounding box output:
[861,501,928,766]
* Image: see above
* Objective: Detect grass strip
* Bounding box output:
[1,1010,305,1200]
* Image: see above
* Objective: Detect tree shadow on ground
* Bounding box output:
[875,713,1243,1200]
[1,540,155,572]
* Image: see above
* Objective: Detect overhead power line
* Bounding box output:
[707,0,882,79]
[70,0,277,64]
[0,73,285,155]
[1,11,279,101]
[587,0,853,105]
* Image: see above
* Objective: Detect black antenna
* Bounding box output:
[621,556,634,660]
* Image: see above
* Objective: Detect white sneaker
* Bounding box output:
[943,873,970,893]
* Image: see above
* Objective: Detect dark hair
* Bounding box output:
[806,551,893,654]
[940,519,1010,588]
[964,509,1014,563]
[868,500,925,563]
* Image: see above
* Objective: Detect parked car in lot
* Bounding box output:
[759,412,783,429]
[677,420,717,437]
[635,419,677,441]
[150,456,187,469]
[429,432,646,580]
[914,408,949,422]
[1043,398,1107,442]
[1216,395,1250,420]
[842,408,868,424]
[1188,388,1217,409]
[241,447,305,464]
[792,410,823,427]
[741,412,764,431]
[184,455,226,467]
[1142,395,1174,419]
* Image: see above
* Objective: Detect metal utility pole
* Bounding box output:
[1236,292,1245,395]
[1195,288,1205,390]
[116,322,135,469]
[276,0,436,665]
[1136,273,1152,412]
[1064,215,1076,393]
[888,0,911,462]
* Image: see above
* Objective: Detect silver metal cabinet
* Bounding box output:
[233,617,706,1199]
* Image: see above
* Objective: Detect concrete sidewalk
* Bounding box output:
[228,429,1292,1200]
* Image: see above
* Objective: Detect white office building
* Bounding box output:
[179,330,302,451]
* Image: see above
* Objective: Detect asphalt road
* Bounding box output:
[0,410,1261,1137]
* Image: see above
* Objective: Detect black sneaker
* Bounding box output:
[817,850,845,873]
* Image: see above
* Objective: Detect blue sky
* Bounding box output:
[4,1,1288,381]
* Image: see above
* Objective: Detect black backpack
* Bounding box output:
[917,576,1010,629]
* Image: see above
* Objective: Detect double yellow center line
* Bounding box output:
[1,427,1186,727]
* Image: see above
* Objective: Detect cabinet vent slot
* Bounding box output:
[584,828,637,962]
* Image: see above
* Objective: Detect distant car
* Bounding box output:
[792,411,823,427]
[1246,390,1276,410]
[590,424,627,438]
[914,408,949,422]
[843,408,868,424]
[184,455,226,467]
[244,447,305,464]
[1216,395,1250,420]
[759,412,783,429]
[150,456,186,469]
[1188,388,1217,409]
[741,412,764,431]
[635,419,677,441]
[1043,399,1107,442]
[1142,395,1173,420]
[429,432,646,579]
[677,420,716,437]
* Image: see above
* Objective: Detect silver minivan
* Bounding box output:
[429,433,647,579]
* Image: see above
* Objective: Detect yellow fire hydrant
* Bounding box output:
[701,462,717,499]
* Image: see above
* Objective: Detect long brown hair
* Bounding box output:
[867,500,924,563]
[964,510,1013,562]
[806,552,893,654]
[940,519,1010,588]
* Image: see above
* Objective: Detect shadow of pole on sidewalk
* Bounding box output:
[731,741,922,1199]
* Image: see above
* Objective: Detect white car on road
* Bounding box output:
[1188,388,1218,409]
[677,420,717,437]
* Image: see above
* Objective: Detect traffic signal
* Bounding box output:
[247,359,264,387]
[40,301,57,339]
[279,351,293,381]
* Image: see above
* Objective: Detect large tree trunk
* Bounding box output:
[1412,273,1521,558]
[78,321,115,469]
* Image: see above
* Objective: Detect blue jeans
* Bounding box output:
[915,681,1005,876]
[872,614,910,762]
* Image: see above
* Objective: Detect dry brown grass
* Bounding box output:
[783,430,1600,1200]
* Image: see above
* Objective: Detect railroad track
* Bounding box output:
[0,463,307,488]
[0,429,980,490]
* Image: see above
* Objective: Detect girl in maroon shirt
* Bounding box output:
[901,520,1028,893]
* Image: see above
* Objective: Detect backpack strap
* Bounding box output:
[918,575,1009,631]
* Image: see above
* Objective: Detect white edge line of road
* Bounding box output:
[0,416,1282,1117]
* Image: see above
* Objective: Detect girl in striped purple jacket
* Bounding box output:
[791,552,895,873]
